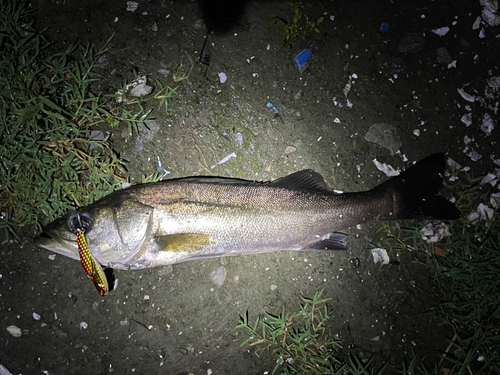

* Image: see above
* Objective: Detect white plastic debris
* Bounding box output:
[419,222,451,244]
[447,157,462,171]
[211,152,236,169]
[6,325,22,338]
[371,248,389,265]
[156,156,170,180]
[157,69,170,76]
[477,203,494,222]
[480,173,498,186]
[461,113,472,127]
[432,26,450,36]
[481,0,498,13]
[126,1,138,12]
[218,72,227,83]
[209,266,227,287]
[373,159,400,177]
[490,192,500,208]
[235,133,243,146]
[457,88,475,102]
[482,8,500,26]
[473,15,482,29]
[32,312,41,321]
[468,203,495,224]
[343,77,353,97]
[466,149,482,161]
[79,321,88,330]
[129,78,152,98]
[397,151,408,162]
[116,76,153,103]
[467,210,480,223]
[480,113,495,135]
[0,365,13,375]
[487,76,500,91]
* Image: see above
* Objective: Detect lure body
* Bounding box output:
[76,229,108,296]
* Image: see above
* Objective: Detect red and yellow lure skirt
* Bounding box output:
[76,229,108,296]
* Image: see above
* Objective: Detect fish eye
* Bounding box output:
[67,211,92,234]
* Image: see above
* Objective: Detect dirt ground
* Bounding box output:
[1,0,499,374]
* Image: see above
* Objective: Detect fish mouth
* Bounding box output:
[34,230,80,261]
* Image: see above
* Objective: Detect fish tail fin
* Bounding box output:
[373,153,461,220]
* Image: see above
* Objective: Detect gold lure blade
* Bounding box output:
[76,229,109,296]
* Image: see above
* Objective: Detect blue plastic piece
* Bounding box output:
[293,49,312,73]
[380,23,389,32]
[266,102,278,113]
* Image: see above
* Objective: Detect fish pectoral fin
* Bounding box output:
[307,232,347,251]
[156,233,213,253]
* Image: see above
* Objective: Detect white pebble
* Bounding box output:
[7,325,22,337]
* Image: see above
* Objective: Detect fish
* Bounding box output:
[34,153,460,271]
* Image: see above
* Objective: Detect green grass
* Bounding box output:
[237,290,345,375]
[426,175,500,374]
[0,1,182,237]
[373,173,500,374]
[267,1,323,50]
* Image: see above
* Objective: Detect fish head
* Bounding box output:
[35,214,81,261]
[34,193,155,269]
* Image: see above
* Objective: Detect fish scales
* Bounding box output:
[128,181,390,257]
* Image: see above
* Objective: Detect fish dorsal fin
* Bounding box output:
[165,171,333,193]
[269,170,333,193]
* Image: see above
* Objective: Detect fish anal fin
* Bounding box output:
[156,233,212,253]
[270,170,333,193]
[307,232,347,251]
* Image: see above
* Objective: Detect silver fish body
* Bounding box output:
[35,153,460,270]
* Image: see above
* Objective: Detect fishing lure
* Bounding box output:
[74,222,108,296]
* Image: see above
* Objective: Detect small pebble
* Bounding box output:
[7,325,22,338]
